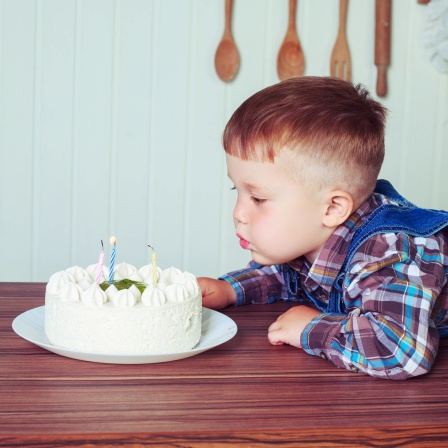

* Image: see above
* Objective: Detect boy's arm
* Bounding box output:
[219,261,296,306]
[300,235,445,380]
[198,261,295,309]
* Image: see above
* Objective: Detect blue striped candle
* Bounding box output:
[109,236,116,282]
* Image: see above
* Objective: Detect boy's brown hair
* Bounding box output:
[223,76,387,203]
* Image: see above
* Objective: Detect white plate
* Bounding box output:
[12,306,237,364]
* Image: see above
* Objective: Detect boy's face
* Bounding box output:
[226,152,333,265]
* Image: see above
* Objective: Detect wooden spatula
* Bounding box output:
[330,0,351,81]
[277,0,304,81]
[214,0,240,82]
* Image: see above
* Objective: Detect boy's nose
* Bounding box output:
[233,201,249,225]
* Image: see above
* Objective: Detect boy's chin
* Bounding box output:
[251,252,283,266]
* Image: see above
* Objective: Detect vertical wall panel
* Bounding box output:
[0,1,36,280]
[72,0,115,269]
[113,0,153,266]
[34,0,77,278]
[150,0,192,271]
[302,0,334,77]
[182,0,226,277]
[0,0,447,281]
[398,4,446,208]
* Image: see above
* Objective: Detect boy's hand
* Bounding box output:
[197,277,237,310]
[268,306,321,348]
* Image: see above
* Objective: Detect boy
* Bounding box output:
[198,76,448,380]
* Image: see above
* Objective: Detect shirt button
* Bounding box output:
[319,352,327,360]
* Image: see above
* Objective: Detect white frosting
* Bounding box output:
[128,284,141,301]
[176,272,199,295]
[162,266,183,283]
[138,264,162,284]
[155,276,170,291]
[141,286,166,306]
[105,284,119,300]
[165,283,189,303]
[78,277,94,291]
[59,282,83,302]
[46,277,72,296]
[86,263,110,283]
[113,262,138,281]
[81,285,107,307]
[112,289,137,307]
[45,264,202,354]
[128,271,144,282]
[49,270,76,283]
[66,266,90,282]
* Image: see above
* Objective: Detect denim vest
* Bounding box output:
[285,180,448,337]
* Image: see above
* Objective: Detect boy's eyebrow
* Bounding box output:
[226,173,269,191]
[244,182,264,190]
[230,179,268,192]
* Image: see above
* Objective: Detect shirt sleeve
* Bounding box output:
[219,261,296,306]
[301,232,445,380]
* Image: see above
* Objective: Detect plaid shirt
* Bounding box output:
[220,193,448,380]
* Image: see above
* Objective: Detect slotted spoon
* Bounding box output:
[330,0,351,81]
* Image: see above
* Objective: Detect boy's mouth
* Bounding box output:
[237,234,250,249]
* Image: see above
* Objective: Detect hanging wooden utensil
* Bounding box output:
[330,0,351,81]
[375,0,392,97]
[214,0,240,82]
[277,0,304,81]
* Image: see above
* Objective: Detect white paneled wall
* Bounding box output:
[0,0,447,282]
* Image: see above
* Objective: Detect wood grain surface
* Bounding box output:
[1,283,448,447]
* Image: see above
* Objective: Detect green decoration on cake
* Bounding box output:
[99,279,147,293]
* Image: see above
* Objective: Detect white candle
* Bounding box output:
[152,250,157,286]
[147,245,158,286]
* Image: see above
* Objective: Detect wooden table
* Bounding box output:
[1,283,448,447]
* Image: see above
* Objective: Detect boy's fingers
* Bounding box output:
[267,328,285,346]
[268,321,281,332]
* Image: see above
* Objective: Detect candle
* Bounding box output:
[147,244,158,286]
[95,240,104,284]
[109,236,117,282]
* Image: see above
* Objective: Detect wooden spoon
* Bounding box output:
[375,0,392,97]
[214,0,240,82]
[277,0,304,81]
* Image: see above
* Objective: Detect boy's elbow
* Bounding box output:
[369,359,434,380]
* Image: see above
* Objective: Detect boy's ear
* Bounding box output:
[322,190,354,228]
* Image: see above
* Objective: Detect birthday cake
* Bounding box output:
[44,262,202,354]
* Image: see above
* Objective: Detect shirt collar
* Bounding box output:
[290,193,382,293]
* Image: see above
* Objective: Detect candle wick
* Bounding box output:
[101,240,104,250]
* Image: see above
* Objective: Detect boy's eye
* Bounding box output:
[251,196,266,204]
